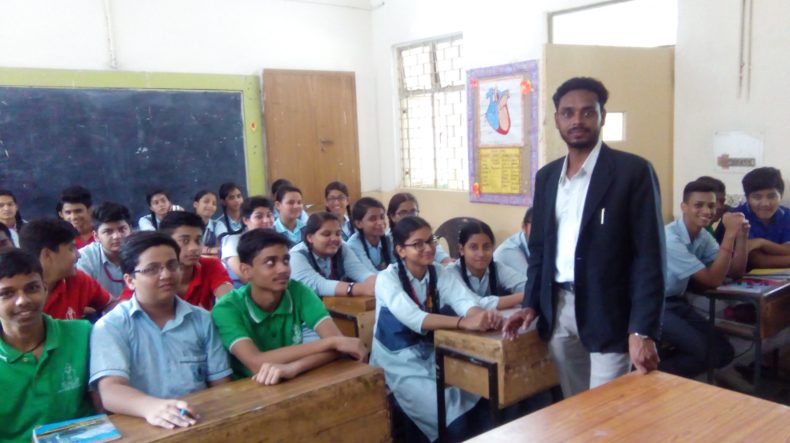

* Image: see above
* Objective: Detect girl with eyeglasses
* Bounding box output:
[324,181,354,241]
[386,193,452,266]
[369,215,502,442]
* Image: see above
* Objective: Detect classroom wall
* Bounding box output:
[0,0,378,193]
[674,0,790,214]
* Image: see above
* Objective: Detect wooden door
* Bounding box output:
[263,69,361,210]
[543,44,675,221]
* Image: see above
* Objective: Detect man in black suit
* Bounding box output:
[504,77,665,397]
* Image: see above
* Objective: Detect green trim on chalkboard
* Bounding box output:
[0,67,265,194]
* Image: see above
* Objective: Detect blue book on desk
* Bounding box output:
[33,414,121,443]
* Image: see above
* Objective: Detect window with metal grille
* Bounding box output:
[397,35,467,190]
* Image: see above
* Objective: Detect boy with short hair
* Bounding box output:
[221,196,276,287]
[0,249,95,443]
[118,211,232,310]
[212,229,366,384]
[19,218,111,320]
[696,176,729,236]
[90,232,232,429]
[720,167,790,267]
[58,186,95,249]
[77,202,133,299]
[661,180,748,377]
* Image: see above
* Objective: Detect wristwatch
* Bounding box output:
[631,332,652,341]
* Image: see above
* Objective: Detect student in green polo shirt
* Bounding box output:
[212,228,367,385]
[0,249,95,443]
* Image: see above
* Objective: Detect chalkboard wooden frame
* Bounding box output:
[0,67,264,220]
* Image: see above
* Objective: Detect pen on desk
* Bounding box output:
[600,208,605,225]
[179,409,193,419]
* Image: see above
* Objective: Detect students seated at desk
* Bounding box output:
[221,196,276,287]
[0,222,14,253]
[274,185,306,245]
[290,212,376,297]
[386,192,451,266]
[211,229,367,384]
[370,216,502,442]
[493,207,532,276]
[137,189,184,231]
[57,186,95,249]
[718,167,790,267]
[77,202,132,299]
[19,219,111,320]
[0,189,25,246]
[324,181,354,241]
[661,180,747,378]
[347,197,394,273]
[0,249,96,443]
[90,232,232,429]
[215,182,245,235]
[119,212,232,310]
[445,220,525,310]
[193,189,221,256]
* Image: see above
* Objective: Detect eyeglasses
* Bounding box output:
[326,196,348,203]
[403,236,437,252]
[396,209,420,217]
[133,259,181,277]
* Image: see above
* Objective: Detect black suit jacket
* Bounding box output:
[523,143,665,353]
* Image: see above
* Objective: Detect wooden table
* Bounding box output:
[467,370,790,443]
[110,360,390,442]
[704,281,790,389]
[434,323,559,441]
[323,296,376,351]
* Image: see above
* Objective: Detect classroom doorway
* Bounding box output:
[542,44,675,222]
[262,69,361,210]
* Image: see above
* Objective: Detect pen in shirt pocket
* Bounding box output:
[600,208,606,225]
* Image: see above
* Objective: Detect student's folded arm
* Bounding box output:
[751,239,790,256]
[748,250,790,268]
[229,337,339,375]
[494,293,524,309]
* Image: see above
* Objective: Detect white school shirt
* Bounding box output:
[493,231,529,276]
[346,231,394,273]
[554,140,601,283]
[289,242,374,296]
[137,205,185,231]
[369,264,481,441]
[445,260,526,310]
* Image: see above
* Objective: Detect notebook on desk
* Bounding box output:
[716,278,788,295]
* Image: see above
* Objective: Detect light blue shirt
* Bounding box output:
[137,214,159,231]
[220,232,244,288]
[289,242,374,296]
[89,295,232,399]
[445,260,526,310]
[77,242,125,299]
[346,232,394,273]
[203,218,222,248]
[274,217,306,245]
[213,214,242,235]
[493,231,529,276]
[664,218,719,298]
[340,216,354,241]
[370,264,481,441]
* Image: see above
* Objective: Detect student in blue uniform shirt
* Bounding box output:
[324,181,354,241]
[445,220,525,311]
[289,212,376,297]
[137,189,183,231]
[77,202,133,299]
[193,190,222,256]
[493,207,532,276]
[271,178,309,224]
[347,197,394,273]
[386,192,452,266]
[220,196,276,288]
[215,182,245,236]
[274,185,307,246]
[370,216,503,442]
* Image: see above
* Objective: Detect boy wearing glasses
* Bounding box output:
[19,219,111,320]
[77,202,133,299]
[89,232,232,429]
[211,229,367,384]
[117,212,232,310]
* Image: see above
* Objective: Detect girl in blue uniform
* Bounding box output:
[138,189,182,231]
[273,185,306,245]
[290,212,375,297]
[445,220,525,311]
[193,190,221,256]
[324,181,354,241]
[215,182,244,235]
[370,216,502,442]
[386,193,452,266]
[346,197,394,273]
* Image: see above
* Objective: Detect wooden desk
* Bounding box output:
[434,324,558,440]
[468,371,790,443]
[323,296,376,351]
[704,281,790,389]
[110,360,390,442]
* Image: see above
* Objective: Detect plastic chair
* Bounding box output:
[434,216,481,258]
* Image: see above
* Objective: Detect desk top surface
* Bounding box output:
[110,360,381,441]
[323,295,376,313]
[467,371,790,443]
